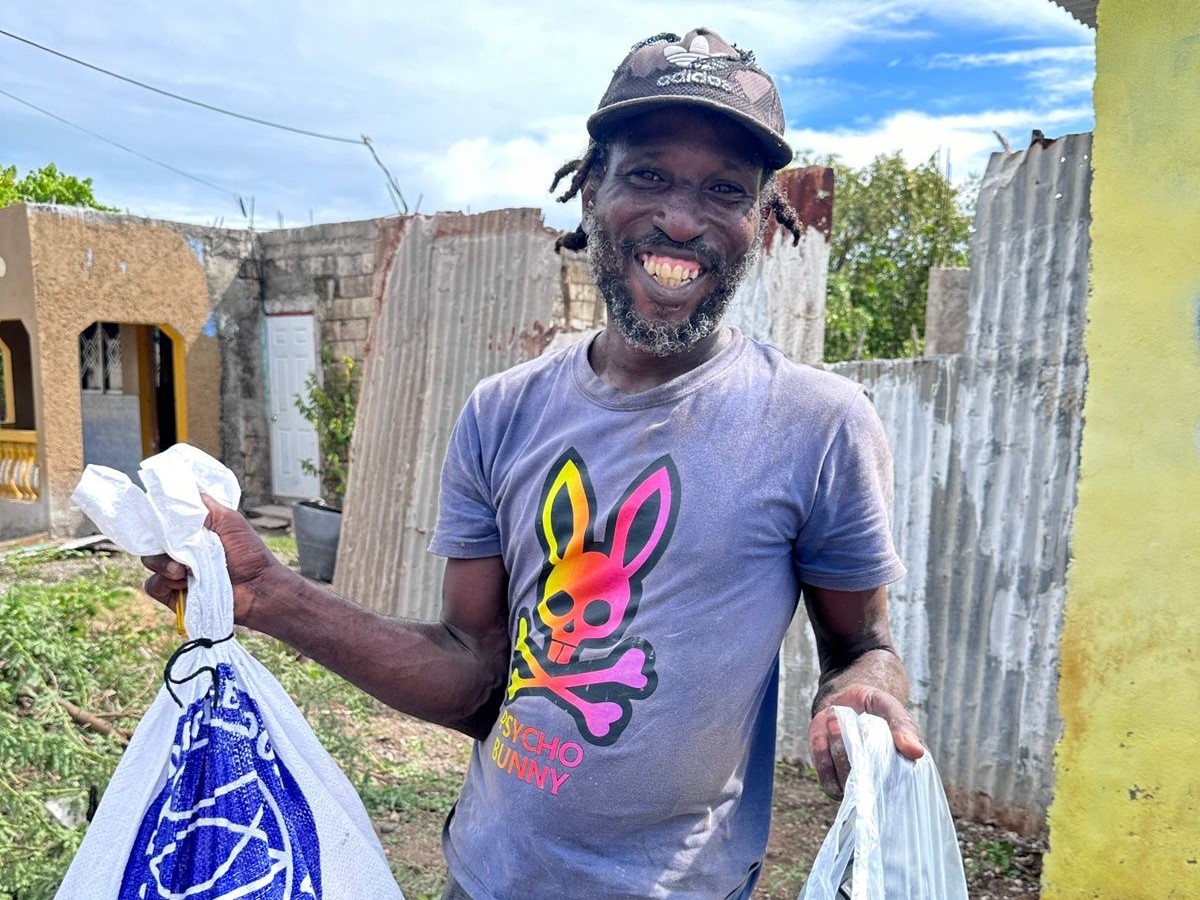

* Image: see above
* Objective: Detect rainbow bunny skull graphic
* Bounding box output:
[508,449,679,745]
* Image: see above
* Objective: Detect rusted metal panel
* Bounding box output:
[794,134,1092,835]
[334,209,561,617]
[726,166,832,365]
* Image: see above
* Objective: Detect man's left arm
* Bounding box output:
[802,582,924,799]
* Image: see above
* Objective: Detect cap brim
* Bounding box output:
[587,96,793,170]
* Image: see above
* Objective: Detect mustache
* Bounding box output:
[617,232,724,274]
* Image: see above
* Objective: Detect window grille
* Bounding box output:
[79,323,123,393]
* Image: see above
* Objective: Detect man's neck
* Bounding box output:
[588,324,731,393]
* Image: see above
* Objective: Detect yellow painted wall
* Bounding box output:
[1045,1,1200,896]
[26,208,219,535]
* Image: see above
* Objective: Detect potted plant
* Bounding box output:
[292,348,361,582]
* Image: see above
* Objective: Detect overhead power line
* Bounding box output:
[0,27,360,145]
[0,27,408,212]
[0,87,243,201]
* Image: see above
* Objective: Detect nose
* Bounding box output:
[652,187,705,244]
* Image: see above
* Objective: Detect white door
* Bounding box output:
[266,315,321,500]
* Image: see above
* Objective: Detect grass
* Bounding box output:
[967,837,1020,878]
[0,540,1044,899]
[0,541,456,899]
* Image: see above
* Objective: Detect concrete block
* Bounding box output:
[341,318,369,342]
[336,253,374,276]
[924,267,970,357]
[351,296,375,319]
[263,296,315,316]
[330,341,357,361]
[339,274,372,298]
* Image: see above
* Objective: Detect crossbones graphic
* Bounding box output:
[509,614,655,743]
[506,450,678,745]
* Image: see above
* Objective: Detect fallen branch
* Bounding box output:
[58,696,131,746]
[33,673,134,745]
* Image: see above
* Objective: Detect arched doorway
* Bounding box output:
[79,322,183,480]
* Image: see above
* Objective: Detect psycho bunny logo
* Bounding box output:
[119,664,320,900]
[508,449,679,746]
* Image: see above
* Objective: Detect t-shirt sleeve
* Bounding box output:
[792,389,906,591]
[427,399,503,559]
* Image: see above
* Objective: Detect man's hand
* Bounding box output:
[142,496,287,627]
[801,582,923,800]
[808,683,924,800]
[142,496,510,740]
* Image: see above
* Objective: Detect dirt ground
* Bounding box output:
[359,709,1045,900]
[7,542,1044,899]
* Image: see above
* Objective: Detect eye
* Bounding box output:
[710,181,751,199]
[626,168,665,185]
[583,600,612,626]
[545,591,573,617]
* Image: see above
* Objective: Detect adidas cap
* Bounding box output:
[587,28,792,170]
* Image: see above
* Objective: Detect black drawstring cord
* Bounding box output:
[163,632,235,708]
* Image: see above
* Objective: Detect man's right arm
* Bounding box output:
[143,499,511,741]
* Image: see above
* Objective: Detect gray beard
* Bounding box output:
[585,215,761,357]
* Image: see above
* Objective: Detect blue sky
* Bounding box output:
[1,1,1093,231]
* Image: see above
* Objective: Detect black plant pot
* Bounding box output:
[293,499,342,583]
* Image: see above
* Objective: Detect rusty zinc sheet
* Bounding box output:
[812,133,1092,835]
[334,209,562,614]
[726,166,833,365]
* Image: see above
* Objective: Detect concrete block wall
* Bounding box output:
[258,219,380,365]
[167,224,270,505]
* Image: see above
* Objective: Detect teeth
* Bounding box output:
[640,255,699,289]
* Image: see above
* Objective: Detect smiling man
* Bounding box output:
[145,27,921,900]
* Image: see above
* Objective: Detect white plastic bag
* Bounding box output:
[59,444,404,900]
[799,707,968,900]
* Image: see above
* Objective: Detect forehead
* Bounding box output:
[604,107,766,175]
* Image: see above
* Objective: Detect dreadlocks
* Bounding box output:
[548,140,805,253]
[550,141,607,252]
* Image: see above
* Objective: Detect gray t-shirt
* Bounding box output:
[429,328,904,899]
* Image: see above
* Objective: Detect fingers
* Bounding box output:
[860,688,925,760]
[143,573,181,605]
[141,553,187,584]
[808,707,849,800]
[141,553,187,610]
[200,493,234,533]
[809,686,926,800]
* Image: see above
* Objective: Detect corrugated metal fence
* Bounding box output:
[336,142,1089,835]
[337,176,834,618]
[820,134,1092,834]
[335,209,563,611]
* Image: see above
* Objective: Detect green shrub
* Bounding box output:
[295,348,361,507]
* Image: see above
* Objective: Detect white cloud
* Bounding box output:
[2,0,1097,226]
[927,45,1094,68]
[417,119,587,229]
[787,105,1093,180]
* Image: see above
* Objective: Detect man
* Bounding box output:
[145,27,922,899]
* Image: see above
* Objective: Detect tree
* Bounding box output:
[0,163,117,211]
[813,152,973,361]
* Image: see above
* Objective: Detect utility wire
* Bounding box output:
[0,87,243,201]
[0,27,360,145]
[0,27,408,212]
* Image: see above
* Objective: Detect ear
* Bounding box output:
[608,459,679,578]
[539,452,593,565]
